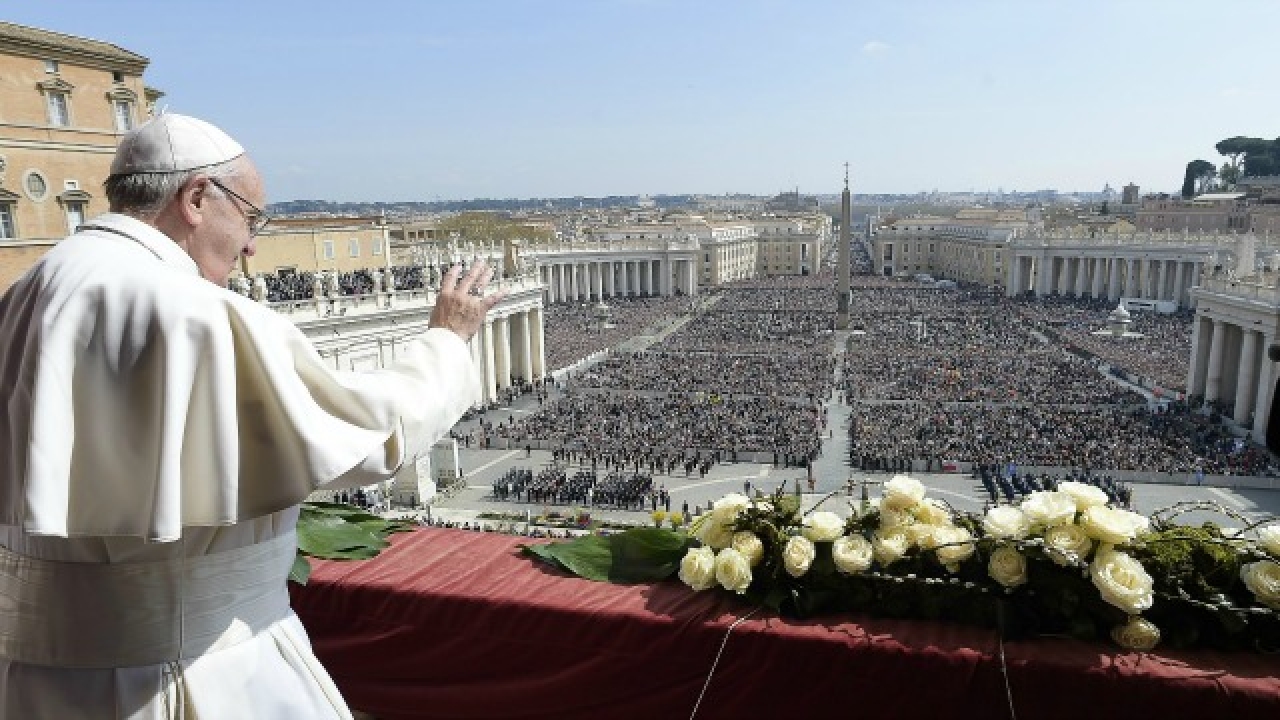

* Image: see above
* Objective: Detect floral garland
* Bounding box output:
[525,476,1280,652]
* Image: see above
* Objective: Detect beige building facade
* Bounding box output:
[0,21,160,290]
[243,217,391,277]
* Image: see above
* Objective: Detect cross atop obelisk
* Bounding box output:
[836,164,852,330]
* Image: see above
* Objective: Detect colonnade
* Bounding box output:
[537,257,698,305]
[1009,254,1203,308]
[1186,314,1276,443]
[467,305,546,404]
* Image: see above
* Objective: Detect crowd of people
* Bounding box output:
[247,265,430,303]
[489,465,656,510]
[847,399,1272,475]
[842,308,1139,405]
[576,351,834,399]
[502,392,824,468]
[542,295,689,371]
[1014,295,1192,391]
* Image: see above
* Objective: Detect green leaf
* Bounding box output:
[297,510,388,560]
[521,528,690,584]
[289,554,313,585]
[609,528,690,583]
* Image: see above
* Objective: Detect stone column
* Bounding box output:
[1235,329,1259,425]
[481,320,496,402]
[661,258,673,296]
[530,306,546,379]
[514,310,533,383]
[1073,258,1088,297]
[592,261,603,300]
[686,258,697,297]
[469,331,485,405]
[557,263,567,303]
[1006,255,1021,297]
[605,261,615,298]
[495,315,511,391]
[1252,333,1275,444]
[1107,257,1121,301]
[1158,260,1170,302]
[1205,319,1226,403]
[1090,258,1106,298]
[1173,261,1186,308]
[1125,258,1139,298]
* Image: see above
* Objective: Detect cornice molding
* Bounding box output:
[0,21,148,74]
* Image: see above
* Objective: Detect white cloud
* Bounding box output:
[862,40,890,56]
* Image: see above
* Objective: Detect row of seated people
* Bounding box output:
[975,466,1134,508]
[490,466,653,509]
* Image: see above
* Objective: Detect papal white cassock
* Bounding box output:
[0,213,479,718]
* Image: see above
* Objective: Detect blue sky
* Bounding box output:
[8,1,1279,201]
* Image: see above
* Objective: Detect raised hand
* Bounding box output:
[428,260,507,342]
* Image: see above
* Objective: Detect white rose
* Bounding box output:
[714,547,753,594]
[905,523,940,550]
[679,546,717,591]
[872,529,911,566]
[730,531,765,567]
[1043,523,1094,566]
[696,515,735,550]
[1080,506,1150,545]
[782,535,816,577]
[983,506,1031,540]
[988,545,1028,588]
[1019,491,1078,528]
[803,511,845,542]
[1090,549,1154,615]
[1058,481,1110,512]
[710,493,750,526]
[1111,616,1161,652]
[878,507,916,531]
[832,535,874,574]
[913,498,952,526]
[1241,560,1280,610]
[932,525,975,566]
[1257,526,1280,557]
[882,474,927,511]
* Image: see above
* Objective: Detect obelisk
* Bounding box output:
[836,163,852,330]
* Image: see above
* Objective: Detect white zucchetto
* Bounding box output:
[110,113,245,175]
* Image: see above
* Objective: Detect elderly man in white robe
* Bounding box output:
[0,114,501,718]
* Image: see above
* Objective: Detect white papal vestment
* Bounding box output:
[0,214,480,718]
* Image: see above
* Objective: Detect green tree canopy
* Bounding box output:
[1181,160,1216,199]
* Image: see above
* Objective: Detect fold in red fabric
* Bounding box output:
[290,528,1280,720]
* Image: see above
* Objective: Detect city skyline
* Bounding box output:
[6,1,1279,202]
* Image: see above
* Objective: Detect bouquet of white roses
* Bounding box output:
[525,476,1280,653]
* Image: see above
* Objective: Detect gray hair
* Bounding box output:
[104,157,245,217]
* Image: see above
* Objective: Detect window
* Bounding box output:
[24,171,48,201]
[112,71,124,83]
[46,92,70,127]
[44,59,58,74]
[64,201,86,233]
[348,238,360,257]
[323,240,335,259]
[113,100,134,132]
[64,180,79,191]
[0,202,14,239]
[372,238,383,255]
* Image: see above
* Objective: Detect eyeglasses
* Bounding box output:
[209,177,271,237]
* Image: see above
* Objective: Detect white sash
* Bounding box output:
[0,532,295,668]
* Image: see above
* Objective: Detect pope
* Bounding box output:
[0,114,502,718]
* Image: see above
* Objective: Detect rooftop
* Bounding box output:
[0,21,149,73]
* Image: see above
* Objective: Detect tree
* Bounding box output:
[1181,160,1216,199]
